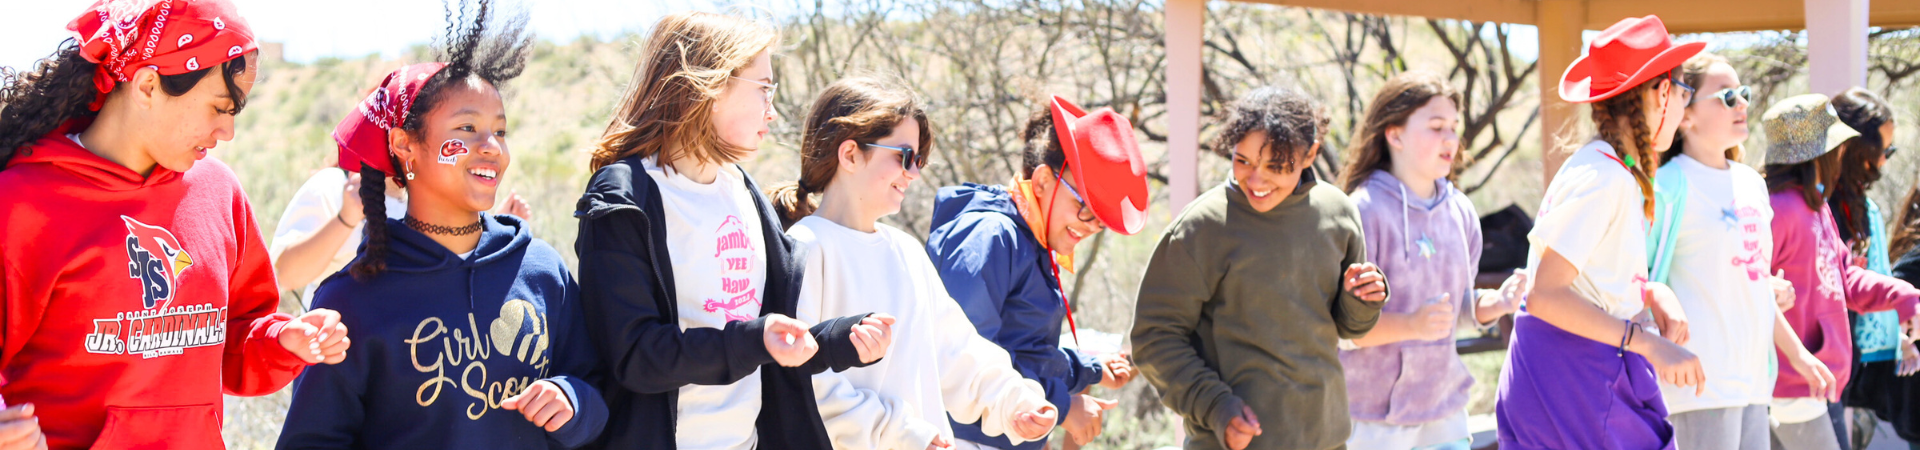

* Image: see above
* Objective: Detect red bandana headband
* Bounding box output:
[334,63,450,175]
[68,0,258,111]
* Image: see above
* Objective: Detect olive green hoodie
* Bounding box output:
[1131,173,1385,450]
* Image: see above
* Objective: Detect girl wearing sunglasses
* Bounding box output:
[1647,51,1828,450]
[1831,86,1920,449]
[922,96,1150,449]
[769,76,1059,450]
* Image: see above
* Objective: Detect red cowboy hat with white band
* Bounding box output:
[69,0,258,111]
[335,63,450,175]
[1558,15,1704,104]
[1049,95,1151,235]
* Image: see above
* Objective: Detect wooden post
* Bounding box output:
[1166,0,1205,215]
[1805,0,1869,96]
[1536,0,1587,188]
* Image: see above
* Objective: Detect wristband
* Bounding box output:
[336,213,355,228]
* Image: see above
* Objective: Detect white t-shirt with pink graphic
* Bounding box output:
[645,157,767,450]
[1655,154,1779,414]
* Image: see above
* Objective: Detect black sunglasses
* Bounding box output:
[864,143,926,170]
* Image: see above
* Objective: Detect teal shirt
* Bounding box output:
[1858,199,1901,362]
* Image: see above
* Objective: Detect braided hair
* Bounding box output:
[348,0,530,280]
[1589,71,1675,221]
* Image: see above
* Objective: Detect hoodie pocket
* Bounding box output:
[89,404,222,450]
[1384,345,1472,424]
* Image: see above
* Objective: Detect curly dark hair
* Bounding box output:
[1827,87,1896,249]
[350,0,532,281]
[0,40,251,171]
[1209,86,1330,173]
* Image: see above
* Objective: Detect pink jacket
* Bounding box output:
[1770,190,1918,398]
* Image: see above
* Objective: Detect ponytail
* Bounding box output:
[1021,108,1068,176]
[769,183,817,230]
[0,41,100,168]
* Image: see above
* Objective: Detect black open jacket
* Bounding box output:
[574,156,875,449]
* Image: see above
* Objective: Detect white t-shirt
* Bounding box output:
[790,217,1049,450]
[268,168,407,305]
[1654,154,1779,413]
[1527,140,1649,320]
[644,157,766,450]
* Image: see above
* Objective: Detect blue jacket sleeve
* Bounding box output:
[274,286,368,449]
[544,269,608,449]
[928,215,1104,422]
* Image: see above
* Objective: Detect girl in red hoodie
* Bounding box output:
[0,1,349,448]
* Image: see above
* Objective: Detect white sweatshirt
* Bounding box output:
[789,216,1051,450]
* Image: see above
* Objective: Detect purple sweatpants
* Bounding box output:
[1497,314,1675,450]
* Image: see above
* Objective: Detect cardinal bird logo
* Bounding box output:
[122,216,194,309]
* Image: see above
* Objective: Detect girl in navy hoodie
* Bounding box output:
[276,3,607,448]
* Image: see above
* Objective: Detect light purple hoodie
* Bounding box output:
[1341,170,1481,425]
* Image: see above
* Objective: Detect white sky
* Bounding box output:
[0,1,771,68]
[1,1,1579,72]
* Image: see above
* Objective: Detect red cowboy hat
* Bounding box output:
[1050,95,1150,235]
[1558,15,1704,104]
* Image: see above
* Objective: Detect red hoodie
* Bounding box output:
[0,122,308,449]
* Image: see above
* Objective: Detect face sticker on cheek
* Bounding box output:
[438,139,469,165]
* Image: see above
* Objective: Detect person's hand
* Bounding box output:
[497,190,532,220]
[1771,269,1795,312]
[1901,321,1920,377]
[850,314,896,364]
[279,309,350,364]
[763,314,821,367]
[501,380,576,432]
[1412,293,1457,341]
[1899,340,1920,377]
[1222,405,1262,450]
[1343,263,1388,302]
[1008,404,1059,442]
[925,434,952,450]
[1097,353,1134,390]
[1062,395,1118,445]
[1782,346,1839,400]
[0,403,46,450]
[338,171,366,225]
[1645,282,1690,346]
[1645,336,1706,395]
[1481,271,1529,317]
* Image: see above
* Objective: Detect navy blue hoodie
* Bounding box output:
[925,183,1105,450]
[276,214,608,449]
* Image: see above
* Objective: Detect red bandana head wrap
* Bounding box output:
[68,0,258,111]
[334,63,449,175]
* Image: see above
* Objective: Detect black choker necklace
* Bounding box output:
[403,216,484,236]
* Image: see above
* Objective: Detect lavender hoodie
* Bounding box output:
[1340,170,1480,425]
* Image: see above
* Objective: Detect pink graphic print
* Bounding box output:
[703,216,761,322]
[1726,204,1770,280]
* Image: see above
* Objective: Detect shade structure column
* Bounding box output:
[1165,0,1205,215]
[1806,0,1869,96]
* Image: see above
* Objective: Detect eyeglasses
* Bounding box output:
[1889,145,1900,159]
[731,76,778,105]
[1692,86,1752,109]
[1663,75,1696,104]
[1053,169,1099,224]
[863,143,926,171]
